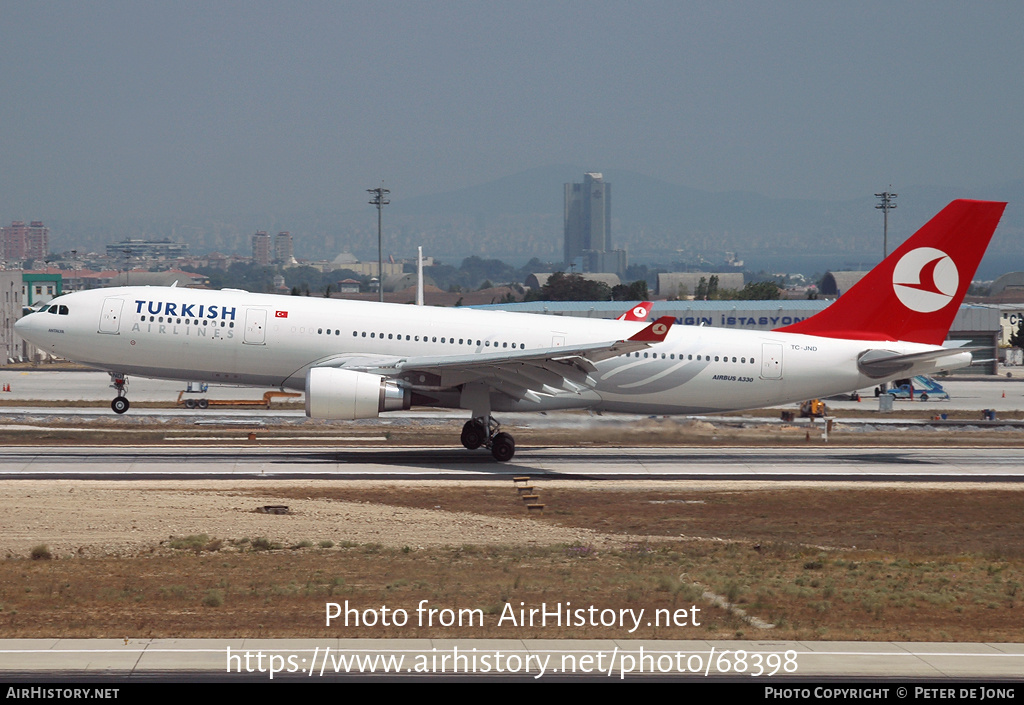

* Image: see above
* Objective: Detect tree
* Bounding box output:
[736,281,782,300]
[1009,320,1024,349]
[695,277,708,300]
[611,280,648,301]
[536,272,612,301]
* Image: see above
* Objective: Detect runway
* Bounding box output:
[1,445,1022,480]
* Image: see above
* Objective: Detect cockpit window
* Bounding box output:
[58,305,69,315]
[38,305,49,313]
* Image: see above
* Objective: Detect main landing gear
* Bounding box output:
[461,416,515,462]
[110,373,130,414]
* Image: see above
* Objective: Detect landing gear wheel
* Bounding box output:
[490,432,515,462]
[461,419,486,449]
[111,397,130,414]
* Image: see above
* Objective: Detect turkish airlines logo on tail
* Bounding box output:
[892,247,959,313]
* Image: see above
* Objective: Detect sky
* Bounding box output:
[1,1,1021,223]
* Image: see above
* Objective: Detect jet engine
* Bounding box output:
[305,367,411,419]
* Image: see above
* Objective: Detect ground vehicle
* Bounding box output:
[885,375,949,401]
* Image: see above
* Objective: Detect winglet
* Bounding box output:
[617,301,654,321]
[628,316,674,342]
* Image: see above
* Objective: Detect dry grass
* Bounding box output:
[1,485,1022,641]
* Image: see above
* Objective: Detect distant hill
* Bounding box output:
[42,168,1024,277]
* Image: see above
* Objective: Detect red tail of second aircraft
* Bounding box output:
[617,301,654,321]
[777,199,1006,345]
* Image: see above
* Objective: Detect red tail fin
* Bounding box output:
[617,301,654,321]
[777,199,1006,344]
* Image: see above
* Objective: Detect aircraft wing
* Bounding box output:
[319,316,674,403]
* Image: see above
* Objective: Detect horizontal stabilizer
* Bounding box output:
[857,347,975,379]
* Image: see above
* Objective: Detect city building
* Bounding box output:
[252,231,271,266]
[1,221,49,261]
[563,173,627,275]
[0,270,23,362]
[564,173,609,265]
[22,271,63,306]
[104,239,188,261]
[274,231,295,264]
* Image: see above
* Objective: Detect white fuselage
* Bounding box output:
[15,286,969,414]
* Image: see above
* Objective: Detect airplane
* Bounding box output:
[14,199,1006,461]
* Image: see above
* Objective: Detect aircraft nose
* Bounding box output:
[14,312,38,341]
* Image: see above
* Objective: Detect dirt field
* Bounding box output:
[1,479,1022,642]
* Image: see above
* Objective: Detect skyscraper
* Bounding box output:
[564,173,610,266]
[563,173,626,274]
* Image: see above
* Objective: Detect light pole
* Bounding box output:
[367,184,390,302]
[875,188,897,258]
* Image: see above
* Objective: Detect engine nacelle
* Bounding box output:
[305,367,410,420]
